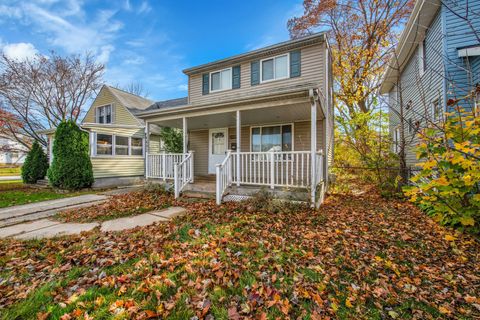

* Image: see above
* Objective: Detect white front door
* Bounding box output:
[208,128,228,174]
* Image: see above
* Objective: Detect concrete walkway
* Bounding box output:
[0,194,108,228]
[0,207,186,240]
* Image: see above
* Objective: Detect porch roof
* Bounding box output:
[136,82,323,121]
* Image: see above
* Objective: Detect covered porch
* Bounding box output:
[143,88,328,206]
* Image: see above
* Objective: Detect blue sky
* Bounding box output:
[0,0,303,102]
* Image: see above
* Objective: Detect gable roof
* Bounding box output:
[379,0,441,94]
[146,97,189,111]
[182,32,327,75]
[105,85,153,114]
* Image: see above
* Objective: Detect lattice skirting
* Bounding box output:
[223,194,252,202]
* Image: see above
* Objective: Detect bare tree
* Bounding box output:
[0,52,104,149]
[116,82,149,98]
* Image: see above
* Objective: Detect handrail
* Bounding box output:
[147,153,186,180]
[174,152,193,198]
[216,151,233,205]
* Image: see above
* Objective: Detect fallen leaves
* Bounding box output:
[0,183,479,319]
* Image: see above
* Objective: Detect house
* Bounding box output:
[380,0,480,166]
[137,32,334,206]
[0,138,27,165]
[41,85,168,188]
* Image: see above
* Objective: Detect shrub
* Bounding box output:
[159,127,183,153]
[403,108,479,234]
[47,120,94,189]
[21,140,48,184]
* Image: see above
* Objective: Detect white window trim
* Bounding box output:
[260,53,290,84]
[209,67,232,93]
[92,133,144,158]
[431,99,441,123]
[96,104,113,124]
[115,135,130,156]
[250,123,295,152]
[393,126,401,153]
[418,40,426,77]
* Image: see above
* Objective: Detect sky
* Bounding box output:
[0,0,304,102]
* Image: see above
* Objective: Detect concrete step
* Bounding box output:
[181,190,215,200]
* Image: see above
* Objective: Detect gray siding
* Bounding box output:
[188,43,326,106]
[388,8,445,166]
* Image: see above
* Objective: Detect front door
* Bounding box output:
[208,128,228,174]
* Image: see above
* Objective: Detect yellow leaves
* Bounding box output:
[421,160,437,170]
[345,297,354,308]
[444,234,456,242]
[438,305,452,315]
[459,216,475,226]
[434,176,449,186]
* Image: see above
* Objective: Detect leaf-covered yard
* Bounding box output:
[0,183,479,319]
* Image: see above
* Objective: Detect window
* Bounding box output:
[97,105,112,124]
[131,137,143,156]
[418,39,427,76]
[115,136,129,155]
[251,124,293,152]
[96,134,113,155]
[261,54,289,82]
[393,126,400,153]
[431,100,441,122]
[210,68,232,92]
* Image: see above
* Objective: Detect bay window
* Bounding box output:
[210,68,232,92]
[261,54,289,82]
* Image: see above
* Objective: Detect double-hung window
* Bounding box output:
[97,105,112,124]
[261,54,289,82]
[393,127,401,153]
[251,124,293,152]
[418,39,427,76]
[210,68,232,92]
[115,136,129,155]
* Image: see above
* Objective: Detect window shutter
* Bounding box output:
[232,65,241,89]
[290,50,301,78]
[202,73,209,95]
[251,61,260,85]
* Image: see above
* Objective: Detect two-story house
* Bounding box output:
[380,0,480,166]
[138,32,333,206]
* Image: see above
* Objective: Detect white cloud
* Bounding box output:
[124,56,145,65]
[177,84,188,91]
[138,1,152,14]
[3,42,38,61]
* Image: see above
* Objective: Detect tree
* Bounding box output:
[288,0,414,184]
[0,52,104,149]
[47,120,93,190]
[118,82,150,98]
[159,127,183,153]
[21,140,48,184]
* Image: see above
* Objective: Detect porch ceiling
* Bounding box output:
[151,101,317,130]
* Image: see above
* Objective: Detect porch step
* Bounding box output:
[34,179,50,188]
[181,190,215,200]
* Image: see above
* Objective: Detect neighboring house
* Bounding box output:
[0,138,27,165]
[40,85,168,187]
[380,0,480,166]
[138,32,334,206]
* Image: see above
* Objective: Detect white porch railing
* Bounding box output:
[215,151,325,205]
[174,152,194,198]
[216,151,234,204]
[146,153,185,180]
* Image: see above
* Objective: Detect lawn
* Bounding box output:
[0,182,478,319]
[0,166,21,176]
[0,188,89,208]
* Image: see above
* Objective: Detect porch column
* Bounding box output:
[182,117,188,154]
[236,110,241,186]
[311,96,317,205]
[145,121,149,178]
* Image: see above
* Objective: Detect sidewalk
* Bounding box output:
[0,207,186,240]
[0,194,108,227]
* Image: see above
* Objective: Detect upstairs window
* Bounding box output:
[418,39,427,76]
[261,54,289,82]
[431,100,441,122]
[97,105,112,124]
[210,68,232,92]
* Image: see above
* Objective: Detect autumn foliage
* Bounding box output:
[404,108,480,234]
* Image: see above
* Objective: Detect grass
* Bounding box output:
[0,188,90,208]
[0,166,21,176]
